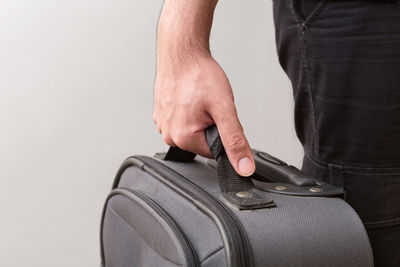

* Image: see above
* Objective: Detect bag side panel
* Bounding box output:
[102,195,184,267]
[118,166,226,265]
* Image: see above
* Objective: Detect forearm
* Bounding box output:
[154,0,255,176]
[157,0,218,72]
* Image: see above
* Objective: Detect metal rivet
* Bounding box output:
[309,187,323,193]
[236,191,251,198]
[275,186,287,191]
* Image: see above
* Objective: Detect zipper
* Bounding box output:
[131,156,251,267]
[101,187,199,267]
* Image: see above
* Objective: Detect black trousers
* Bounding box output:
[273,0,400,266]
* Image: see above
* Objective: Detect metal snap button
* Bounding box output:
[309,187,323,193]
[236,191,251,198]
[275,186,287,191]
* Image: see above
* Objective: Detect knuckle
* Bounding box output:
[210,97,234,112]
[226,133,247,153]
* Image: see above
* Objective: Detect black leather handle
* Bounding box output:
[163,125,275,210]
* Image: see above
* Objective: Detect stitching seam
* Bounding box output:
[304,0,331,26]
[291,0,330,25]
[305,152,400,174]
[364,217,400,229]
[200,246,224,264]
[298,26,319,156]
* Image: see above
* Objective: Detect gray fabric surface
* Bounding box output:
[103,198,183,267]
[119,167,225,265]
[160,156,374,267]
[201,249,226,267]
[103,154,373,266]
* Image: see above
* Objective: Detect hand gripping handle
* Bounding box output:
[164,125,275,210]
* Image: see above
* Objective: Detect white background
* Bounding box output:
[0,0,302,266]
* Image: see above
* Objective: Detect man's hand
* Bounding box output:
[153,0,255,176]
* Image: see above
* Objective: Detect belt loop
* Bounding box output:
[328,163,344,188]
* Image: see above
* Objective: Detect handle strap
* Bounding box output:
[163,146,196,162]
[164,125,275,210]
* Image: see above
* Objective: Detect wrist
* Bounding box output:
[157,36,211,75]
[157,26,210,54]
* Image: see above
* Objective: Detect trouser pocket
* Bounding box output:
[343,171,400,227]
[342,168,400,265]
[303,153,400,226]
[302,154,400,266]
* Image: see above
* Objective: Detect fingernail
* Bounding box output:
[238,157,254,177]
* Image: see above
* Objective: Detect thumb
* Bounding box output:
[212,108,255,177]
